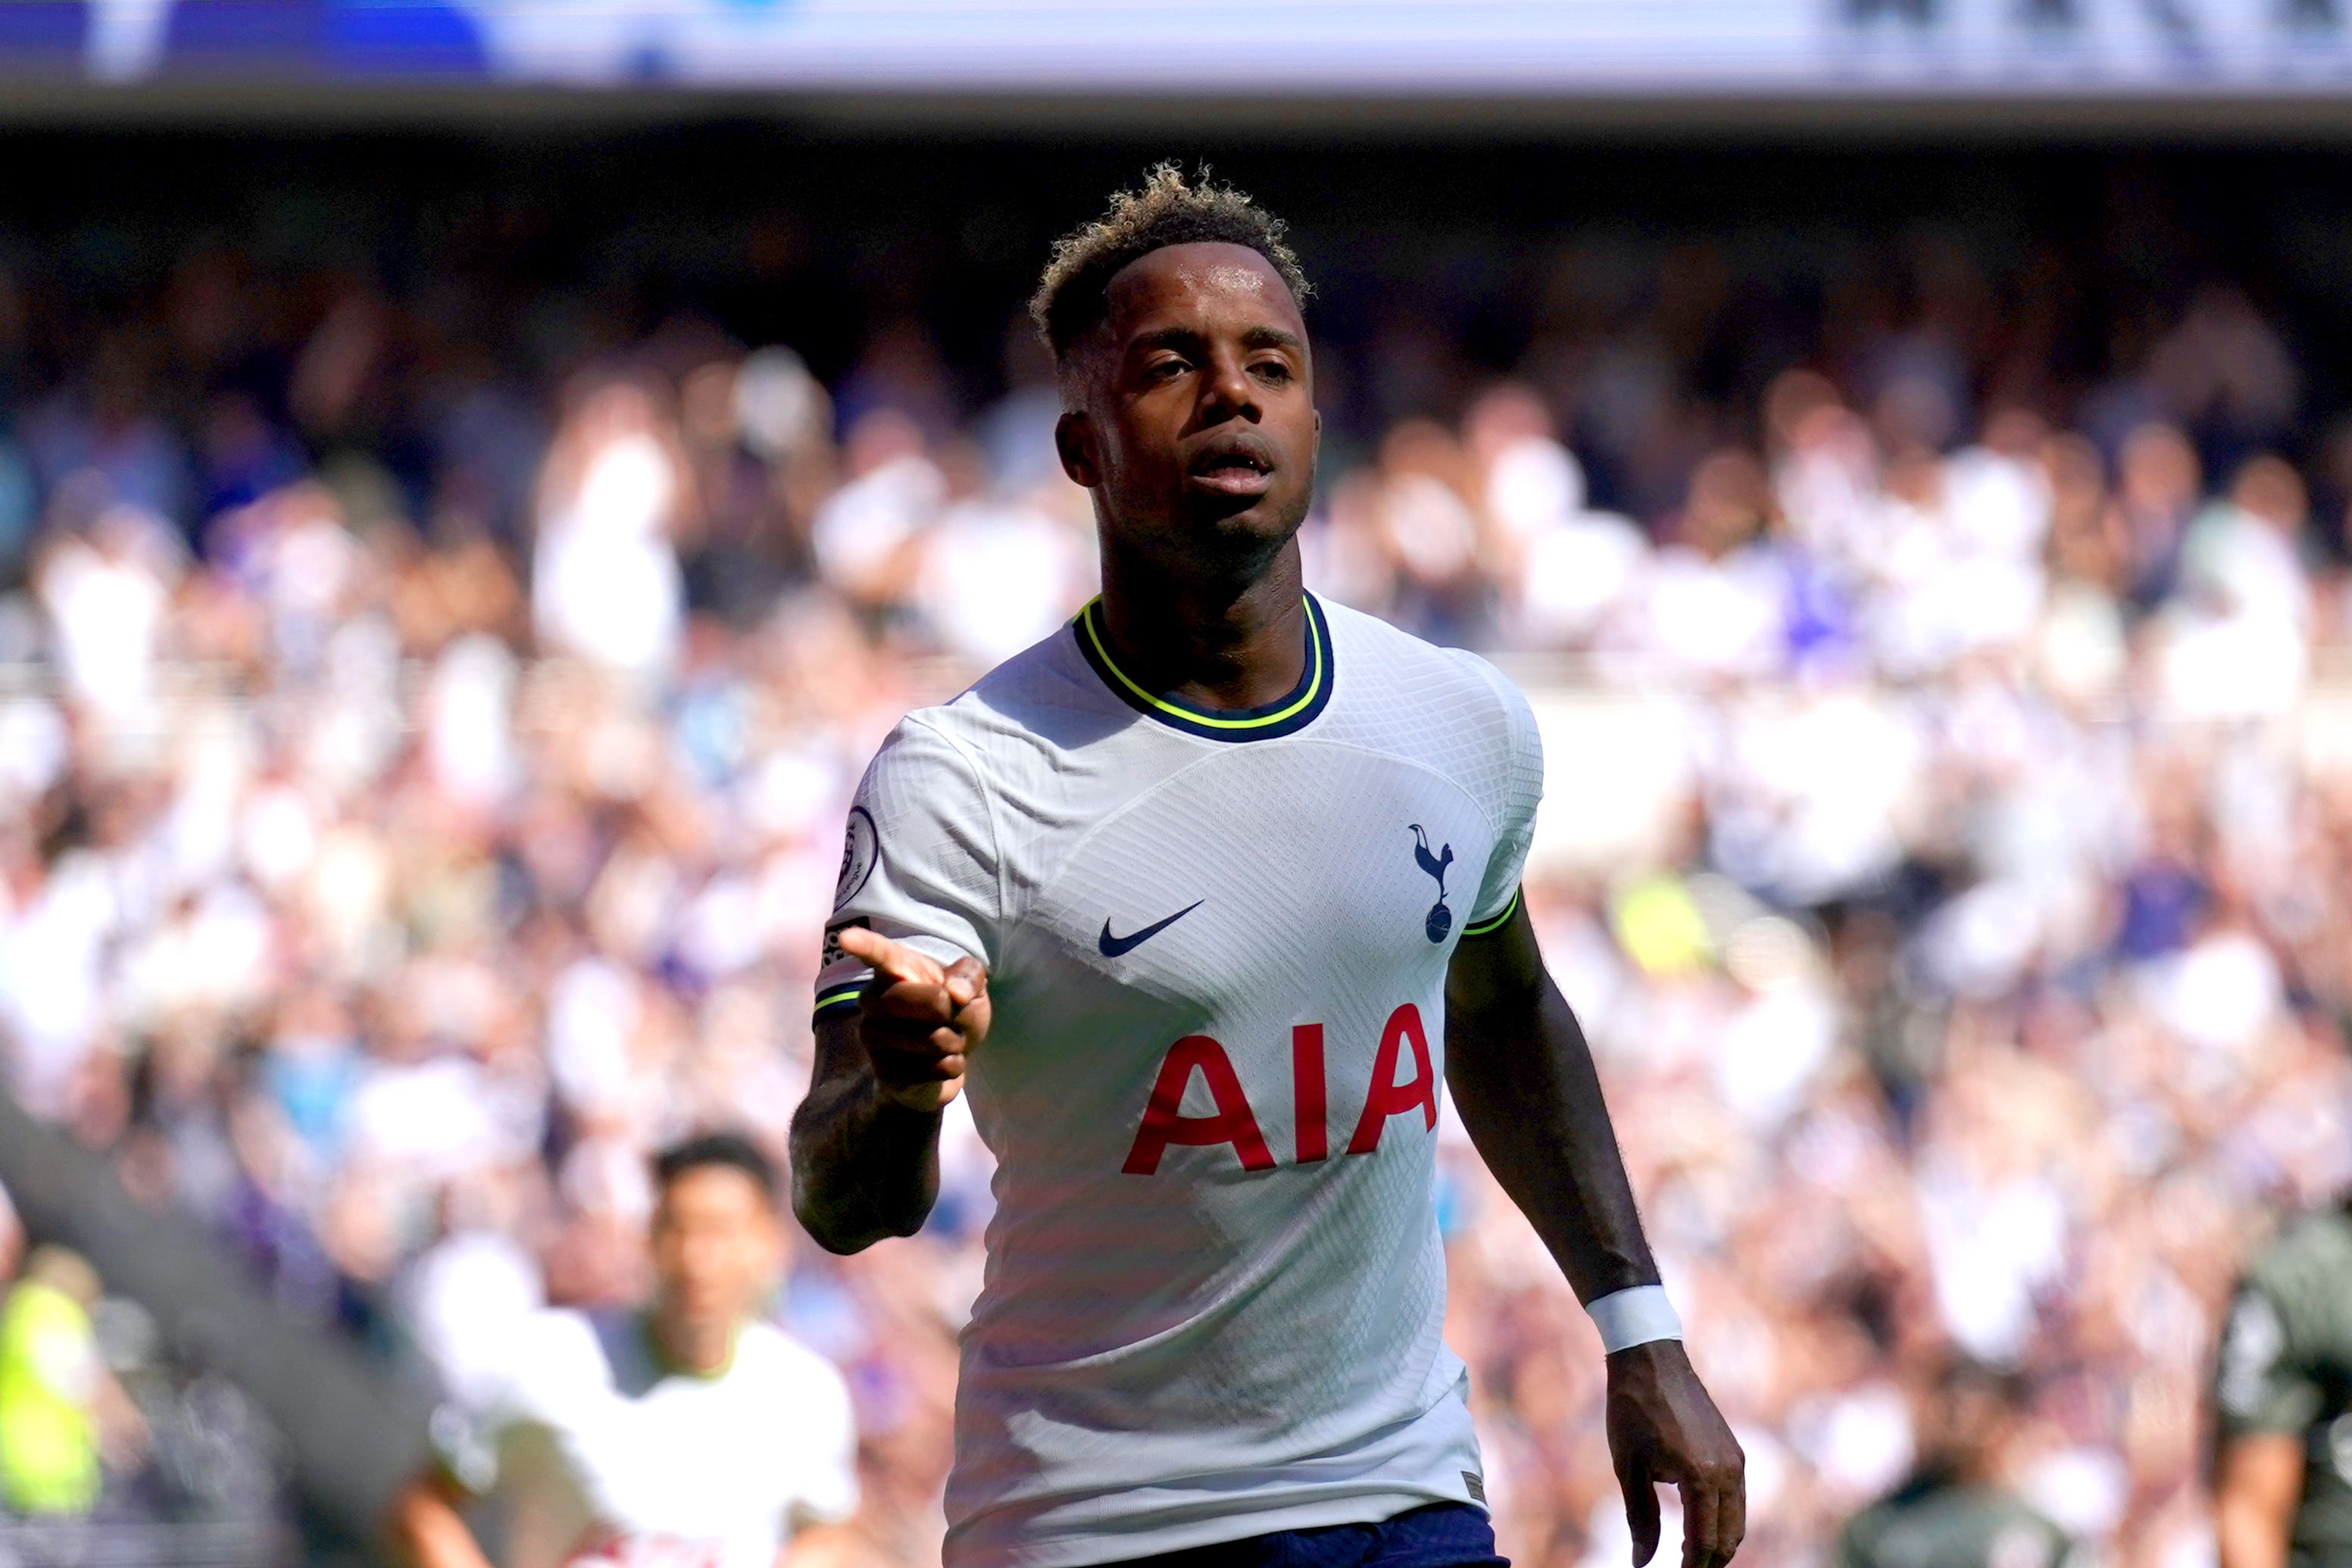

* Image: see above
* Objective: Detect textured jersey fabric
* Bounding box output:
[436,1310,857,1568]
[817,595,1541,1566]
[2216,1208,2352,1561]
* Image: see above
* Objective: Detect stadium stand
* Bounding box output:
[2,135,2351,1567]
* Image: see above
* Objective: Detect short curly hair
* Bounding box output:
[1030,164,1312,361]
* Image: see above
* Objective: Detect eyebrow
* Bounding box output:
[1125,324,1306,356]
[1241,326,1307,354]
[1126,326,1205,355]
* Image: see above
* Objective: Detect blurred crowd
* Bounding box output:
[1,213,2350,1568]
[0,1193,289,1560]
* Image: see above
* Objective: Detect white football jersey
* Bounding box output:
[817,594,1541,1566]
[818,595,1533,1560]
[437,1310,857,1568]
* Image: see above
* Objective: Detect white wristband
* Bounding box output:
[1586,1285,1682,1354]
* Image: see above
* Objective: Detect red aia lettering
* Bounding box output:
[1121,1034,1276,1176]
[1292,1023,1328,1164]
[1346,1004,1437,1154]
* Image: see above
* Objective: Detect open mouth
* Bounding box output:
[1187,439,1276,495]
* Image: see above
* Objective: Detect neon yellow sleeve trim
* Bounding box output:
[1462,888,1521,938]
[813,982,864,1017]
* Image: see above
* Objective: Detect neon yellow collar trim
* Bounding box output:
[1075,594,1333,741]
[640,1313,737,1382]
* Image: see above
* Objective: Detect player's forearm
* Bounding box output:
[2216,1491,2293,1568]
[386,1479,495,1568]
[2216,1435,2303,1568]
[789,1061,943,1252]
[1446,928,1657,1301]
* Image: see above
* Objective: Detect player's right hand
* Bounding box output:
[1606,1339,1745,1568]
[836,925,990,1114]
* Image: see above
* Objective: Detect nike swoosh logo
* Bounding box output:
[1098,900,1204,957]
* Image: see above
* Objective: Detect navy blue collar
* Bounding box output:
[1073,593,1335,742]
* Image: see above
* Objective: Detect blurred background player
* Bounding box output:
[386,1132,857,1568]
[1834,1363,2070,1568]
[2213,1198,2352,1568]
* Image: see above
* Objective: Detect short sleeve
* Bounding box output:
[1465,664,1544,934]
[785,1351,861,1530]
[815,716,1001,1020]
[427,1334,539,1495]
[428,1398,502,1495]
[2216,1279,2322,1436]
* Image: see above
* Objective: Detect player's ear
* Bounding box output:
[1056,409,1102,489]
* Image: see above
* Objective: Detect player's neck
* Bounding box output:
[1095,541,1307,712]
[645,1307,736,1379]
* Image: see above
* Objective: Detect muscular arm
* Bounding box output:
[1445,900,1653,1298]
[384,1471,495,1568]
[1445,899,1744,1568]
[2215,1433,2303,1568]
[790,928,990,1255]
[791,1011,949,1252]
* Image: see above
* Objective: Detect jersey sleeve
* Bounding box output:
[1464,662,1544,935]
[2216,1273,2323,1436]
[784,1351,861,1530]
[815,715,1001,1020]
[427,1399,502,1496]
[426,1318,560,1495]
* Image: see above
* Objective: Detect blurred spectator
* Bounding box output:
[386,1134,857,1568]
[812,409,945,614]
[533,376,694,678]
[0,1245,140,1518]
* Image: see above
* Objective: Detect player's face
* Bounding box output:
[649,1166,782,1331]
[1057,241,1319,570]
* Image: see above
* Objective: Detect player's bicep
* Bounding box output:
[807,1009,873,1099]
[1445,893,1545,1026]
[789,1010,886,1242]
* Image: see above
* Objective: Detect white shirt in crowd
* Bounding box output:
[438,1310,857,1568]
